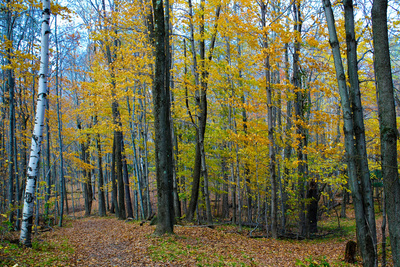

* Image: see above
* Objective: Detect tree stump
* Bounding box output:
[344,240,357,263]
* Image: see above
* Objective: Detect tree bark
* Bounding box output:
[372,0,400,264]
[292,0,307,237]
[122,139,133,219]
[20,0,51,247]
[6,0,16,225]
[95,126,106,217]
[185,1,221,222]
[343,1,377,265]
[127,95,145,219]
[261,1,278,239]
[281,40,291,234]
[152,0,175,235]
[110,137,118,214]
[55,13,65,226]
[221,146,229,219]
[322,0,377,265]
[81,137,92,217]
[114,128,126,219]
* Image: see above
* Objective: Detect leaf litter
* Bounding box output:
[1,214,392,266]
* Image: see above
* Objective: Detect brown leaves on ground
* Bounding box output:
[1,216,369,266]
[4,213,394,266]
[147,224,357,266]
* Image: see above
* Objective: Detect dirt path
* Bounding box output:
[56,217,155,266]
[47,216,362,266]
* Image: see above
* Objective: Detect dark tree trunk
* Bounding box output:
[122,139,133,219]
[110,138,118,214]
[307,180,318,233]
[221,148,229,219]
[185,2,220,222]
[282,42,292,234]
[172,126,182,219]
[261,1,277,238]
[55,15,65,226]
[341,180,348,218]
[345,240,357,264]
[372,0,400,264]
[344,1,377,265]
[45,111,51,217]
[95,116,106,217]
[114,128,126,220]
[127,95,145,219]
[322,0,377,265]
[187,134,202,222]
[6,0,15,224]
[81,139,92,217]
[151,0,175,235]
[292,0,307,237]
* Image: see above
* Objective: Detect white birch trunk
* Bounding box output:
[19,0,51,247]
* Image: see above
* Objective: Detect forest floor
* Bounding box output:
[0,209,391,267]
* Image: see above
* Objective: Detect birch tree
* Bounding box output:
[20,0,51,247]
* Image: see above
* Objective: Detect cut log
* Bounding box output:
[344,240,357,263]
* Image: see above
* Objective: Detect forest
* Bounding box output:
[1,0,400,266]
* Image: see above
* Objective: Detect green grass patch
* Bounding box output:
[148,234,250,266]
[148,237,188,262]
[0,237,74,266]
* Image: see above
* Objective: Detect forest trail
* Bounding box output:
[41,215,361,266]
[56,217,154,266]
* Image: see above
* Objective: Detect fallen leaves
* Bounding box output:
[1,214,392,266]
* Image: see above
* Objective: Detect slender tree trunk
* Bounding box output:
[54,13,65,227]
[81,138,92,216]
[110,138,118,214]
[45,108,51,217]
[143,101,152,218]
[382,191,387,267]
[235,142,242,229]
[105,154,110,212]
[372,0,400,264]
[94,116,106,216]
[185,0,201,222]
[341,180,348,218]
[281,40,291,234]
[292,0,307,237]
[229,109,237,224]
[322,0,377,265]
[122,139,133,219]
[20,0,51,246]
[242,96,252,223]
[186,2,220,222]
[171,123,182,219]
[199,0,212,225]
[168,5,182,220]
[6,0,16,225]
[221,147,229,219]
[127,95,145,219]
[344,0,378,264]
[116,131,126,220]
[261,1,277,238]
[70,174,75,219]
